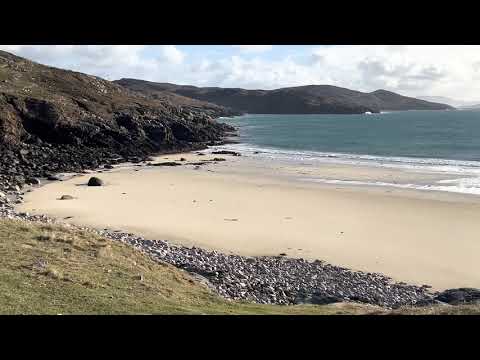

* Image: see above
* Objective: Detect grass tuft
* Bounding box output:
[36,233,55,242]
[0,218,478,315]
[42,266,63,280]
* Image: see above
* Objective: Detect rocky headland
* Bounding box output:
[0,50,238,194]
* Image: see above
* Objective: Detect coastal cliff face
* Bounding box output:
[114,79,454,114]
[0,51,236,150]
[0,50,236,191]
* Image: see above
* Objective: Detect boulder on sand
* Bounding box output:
[149,162,182,167]
[87,177,104,186]
[47,174,63,181]
[59,195,74,200]
[212,151,241,156]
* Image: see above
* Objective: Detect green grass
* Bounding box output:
[0,218,478,315]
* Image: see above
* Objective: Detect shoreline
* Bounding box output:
[2,177,438,308]
[14,149,480,294]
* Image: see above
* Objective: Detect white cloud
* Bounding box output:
[2,45,480,101]
[306,45,480,100]
[231,45,273,53]
[158,45,185,64]
[0,45,184,80]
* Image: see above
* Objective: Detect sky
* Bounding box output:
[1,45,480,102]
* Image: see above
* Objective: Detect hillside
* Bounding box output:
[0,50,236,193]
[115,79,454,114]
[1,218,478,314]
[0,218,373,314]
[0,51,236,148]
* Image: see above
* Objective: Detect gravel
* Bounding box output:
[2,157,476,310]
[1,187,440,309]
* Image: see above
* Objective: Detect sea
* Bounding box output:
[216,109,480,195]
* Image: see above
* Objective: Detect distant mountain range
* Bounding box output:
[115,79,454,115]
[417,96,480,109]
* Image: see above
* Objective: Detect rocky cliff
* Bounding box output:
[0,50,236,192]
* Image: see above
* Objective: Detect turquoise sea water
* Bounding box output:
[217,110,480,195]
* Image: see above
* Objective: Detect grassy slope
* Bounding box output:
[0,219,478,315]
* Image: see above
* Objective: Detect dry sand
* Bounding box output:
[17,152,480,290]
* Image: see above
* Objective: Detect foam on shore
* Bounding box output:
[206,144,480,196]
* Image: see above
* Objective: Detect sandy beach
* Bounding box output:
[16,151,480,291]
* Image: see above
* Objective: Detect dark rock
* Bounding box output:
[310,294,343,305]
[150,162,182,167]
[47,175,63,181]
[87,177,104,186]
[212,151,241,156]
[434,288,480,305]
[26,178,41,185]
[59,195,74,200]
[210,158,226,162]
[129,157,142,164]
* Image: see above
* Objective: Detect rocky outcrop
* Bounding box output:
[115,79,454,114]
[0,50,236,193]
[87,177,104,186]
[434,288,480,305]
